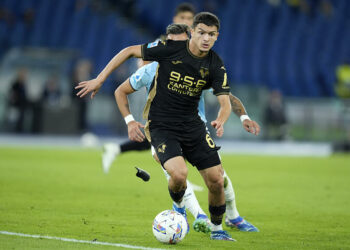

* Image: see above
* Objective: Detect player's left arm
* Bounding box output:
[229,93,260,136]
[211,94,231,137]
[115,79,145,142]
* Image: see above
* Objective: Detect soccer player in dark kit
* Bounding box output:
[76,12,237,241]
[101,3,198,173]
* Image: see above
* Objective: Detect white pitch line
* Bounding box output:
[0,231,168,250]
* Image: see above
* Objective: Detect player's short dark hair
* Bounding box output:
[174,2,196,16]
[192,12,220,31]
[166,23,190,38]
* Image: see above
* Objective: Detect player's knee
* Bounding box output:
[208,176,224,194]
[171,169,187,186]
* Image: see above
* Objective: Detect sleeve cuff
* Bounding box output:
[214,91,230,96]
[129,80,137,91]
[141,44,146,60]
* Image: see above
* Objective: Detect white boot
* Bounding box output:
[102,143,120,173]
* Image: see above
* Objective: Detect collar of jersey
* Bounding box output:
[186,40,209,59]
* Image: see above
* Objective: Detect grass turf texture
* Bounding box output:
[0,147,349,250]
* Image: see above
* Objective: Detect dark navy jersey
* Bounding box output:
[141,40,230,122]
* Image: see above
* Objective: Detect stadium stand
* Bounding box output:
[1,0,349,97]
[0,0,349,140]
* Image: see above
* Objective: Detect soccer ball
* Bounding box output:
[152,210,188,244]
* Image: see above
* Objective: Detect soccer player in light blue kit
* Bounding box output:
[115,24,260,234]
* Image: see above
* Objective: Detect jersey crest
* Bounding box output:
[134,73,141,81]
[199,67,209,78]
[157,143,167,153]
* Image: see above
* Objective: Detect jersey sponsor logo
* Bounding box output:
[199,67,209,78]
[168,71,206,96]
[147,41,159,48]
[172,60,183,64]
[157,143,167,153]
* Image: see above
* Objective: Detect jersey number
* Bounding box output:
[206,134,215,148]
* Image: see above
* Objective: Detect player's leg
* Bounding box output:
[152,146,211,233]
[153,147,207,218]
[182,182,207,220]
[102,139,151,173]
[222,170,239,219]
[155,149,205,218]
[223,170,259,232]
[162,156,188,224]
[102,142,120,173]
[199,165,225,228]
[216,153,239,220]
[184,124,234,241]
[217,149,259,232]
[199,164,234,241]
[162,166,211,233]
[149,125,189,219]
[162,156,191,235]
[164,156,188,204]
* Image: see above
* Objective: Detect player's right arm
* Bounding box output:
[115,79,145,142]
[115,62,156,142]
[75,45,142,99]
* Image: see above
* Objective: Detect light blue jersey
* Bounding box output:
[129,62,207,123]
[129,62,158,93]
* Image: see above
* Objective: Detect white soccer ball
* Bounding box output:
[152,210,188,244]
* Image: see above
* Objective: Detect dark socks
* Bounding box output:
[209,204,226,225]
[168,187,186,203]
[120,140,151,153]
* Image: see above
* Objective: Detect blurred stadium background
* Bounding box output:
[1,1,350,248]
[0,0,349,154]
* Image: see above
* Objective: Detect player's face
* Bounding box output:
[173,11,194,27]
[167,32,189,41]
[191,23,218,52]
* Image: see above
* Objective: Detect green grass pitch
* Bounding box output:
[0,147,349,249]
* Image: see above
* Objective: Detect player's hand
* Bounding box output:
[211,120,224,137]
[75,78,103,99]
[128,121,145,142]
[243,119,260,136]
